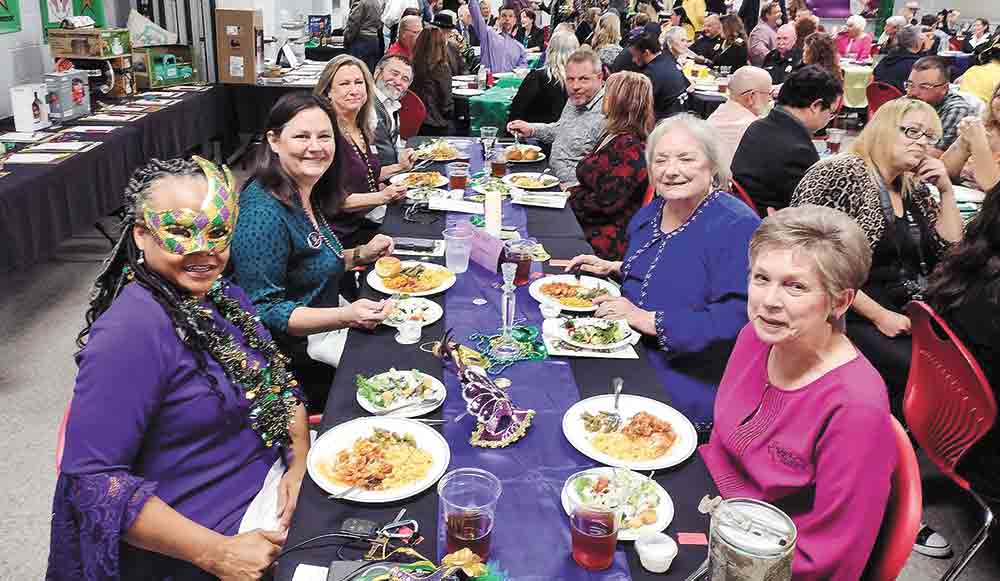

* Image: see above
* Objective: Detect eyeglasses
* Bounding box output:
[903,80,947,91]
[739,89,774,101]
[899,125,940,143]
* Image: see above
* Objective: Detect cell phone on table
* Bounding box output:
[394,237,436,252]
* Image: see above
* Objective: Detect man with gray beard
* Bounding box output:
[372,55,417,175]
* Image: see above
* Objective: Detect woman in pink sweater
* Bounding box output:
[700,205,897,580]
[835,15,874,61]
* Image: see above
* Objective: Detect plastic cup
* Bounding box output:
[568,475,621,571]
[448,162,470,190]
[395,319,421,345]
[827,128,845,154]
[443,226,473,273]
[438,468,502,561]
[539,297,562,318]
[635,532,678,573]
[503,238,536,286]
[480,126,498,157]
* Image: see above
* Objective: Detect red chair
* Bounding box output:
[641,183,654,206]
[865,416,923,581]
[728,179,759,215]
[867,81,904,119]
[903,301,998,581]
[55,400,71,474]
[399,90,427,139]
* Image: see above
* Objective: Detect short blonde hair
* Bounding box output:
[593,13,621,48]
[749,204,872,299]
[849,97,942,198]
[646,114,731,190]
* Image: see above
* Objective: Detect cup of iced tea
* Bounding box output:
[717,76,729,94]
[503,238,536,286]
[438,468,503,561]
[447,162,470,190]
[491,153,508,177]
[568,476,621,571]
[826,128,845,154]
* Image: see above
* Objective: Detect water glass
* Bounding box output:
[395,319,421,345]
[480,126,498,157]
[439,468,503,561]
[443,226,473,273]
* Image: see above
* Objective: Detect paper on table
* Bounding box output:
[140,91,183,97]
[512,191,568,209]
[291,564,329,581]
[469,227,504,271]
[23,141,100,153]
[0,131,53,143]
[132,98,181,106]
[541,318,639,359]
[394,240,446,257]
[82,113,146,122]
[105,105,150,113]
[59,125,118,133]
[427,198,484,214]
[4,152,75,164]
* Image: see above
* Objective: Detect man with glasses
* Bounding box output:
[761,22,800,84]
[707,66,773,167]
[905,56,972,156]
[873,25,923,92]
[732,65,843,216]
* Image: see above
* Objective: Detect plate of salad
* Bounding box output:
[355,369,446,417]
[561,467,674,541]
[554,318,638,351]
[470,176,516,197]
[382,297,443,328]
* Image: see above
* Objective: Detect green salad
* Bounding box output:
[356,369,438,409]
[471,177,514,195]
[563,319,627,346]
[572,470,661,530]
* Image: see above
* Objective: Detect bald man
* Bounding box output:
[690,14,723,64]
[761,23,801,84]
[706,66,773,167]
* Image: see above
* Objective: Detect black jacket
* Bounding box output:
[761,47,802,84]
[713,39,749,71]
[643,52,691,120]
[731,106,819,216]
[873,48,921,92]
[690,33,722,62]
[515,25,545,50]
[508,69,568,124]
[411,61,453,129]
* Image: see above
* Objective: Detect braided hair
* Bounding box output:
[77,158,231,405]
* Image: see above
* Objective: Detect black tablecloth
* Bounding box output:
[306,45,350,62]
[0,87,227,273]
[688,91,726,119]
[276,190,717,580]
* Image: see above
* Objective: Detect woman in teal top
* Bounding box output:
[231,93,396,411]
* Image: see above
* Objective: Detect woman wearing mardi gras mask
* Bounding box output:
[230,93,396,412]
[48,157,309,580]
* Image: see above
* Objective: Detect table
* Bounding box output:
[276,137,719,581]
[468,86,520,137]
[0,87,226,273]
[688,90,727,119]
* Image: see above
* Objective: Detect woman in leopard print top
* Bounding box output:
[791,98,963,399]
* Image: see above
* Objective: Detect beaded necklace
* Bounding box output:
[351,137,379,193]
[178,280,301,447]
[305,203,345,258]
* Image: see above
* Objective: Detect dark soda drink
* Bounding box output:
[449,174,469,190]
[491,158,507,177]
[570,509,618,571]
[827,140,841,154]
[446,512,494,560]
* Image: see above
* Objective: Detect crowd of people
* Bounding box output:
[45,1,1000,580]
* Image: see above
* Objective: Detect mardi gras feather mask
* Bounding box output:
[433,330,535,448]
[141,156,239,255]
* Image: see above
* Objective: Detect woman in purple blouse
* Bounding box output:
[701,205,897,580]
[315,55,409,246]
[48,158,309,580]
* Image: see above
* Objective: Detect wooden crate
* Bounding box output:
[49,28,132,59]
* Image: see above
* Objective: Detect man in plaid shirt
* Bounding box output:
[905,56,972,157]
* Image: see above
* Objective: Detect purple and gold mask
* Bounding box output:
[141,156,238,255]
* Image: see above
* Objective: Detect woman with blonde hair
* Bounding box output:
[509,31,579,124]
[315,55,408,245]
[568,71,655,260]
[802,31,844,80]
[792,98,962,402]
[593,12,624,67]
[944,76,1000,191]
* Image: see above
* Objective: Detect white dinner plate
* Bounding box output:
[528,274,621,313]
[501,172,561,190]
[562,395,698,470]
[454,74,477,82]
[453,88,485,97]
[307,416,451,503]
[355,370,446,418]
[390,172,449,189]
[553,317,639,351]
[470,177,516,197]
[503,144,546,164]
[560,467,675,541]
[406,187,449,202]
[382,296,444,328]
[367,261,457,297]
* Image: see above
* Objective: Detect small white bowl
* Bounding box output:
[635,532,679,573]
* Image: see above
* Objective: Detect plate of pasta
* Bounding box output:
[307,416,451,503]
[528,274,621,312]
[367,260,456,297]
[390,171,449,189]
[562,395,697,470]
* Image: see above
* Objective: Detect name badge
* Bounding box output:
[370,144,378,154]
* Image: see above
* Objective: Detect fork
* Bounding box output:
[603,377,624,432]
[374,393,445,416]
[328,485,359,500]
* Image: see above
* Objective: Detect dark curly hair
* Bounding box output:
[77,158,231,405]
[926,181,1000,313]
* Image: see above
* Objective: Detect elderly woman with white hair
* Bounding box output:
[877,14,907,54]
[567,114,761,434]
[836,14,874,61]
[509,31,579,124]
[701,204,896,580]
[662,25,693,65]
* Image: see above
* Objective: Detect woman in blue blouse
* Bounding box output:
[230,93,396,411]
[567,114,761,433]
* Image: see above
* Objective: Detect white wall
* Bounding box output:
[217,0,338,38]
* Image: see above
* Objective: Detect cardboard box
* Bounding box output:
[45,70,92,122]
[215,9,264,85]
[49,28,132,59]
[10,84,52,132]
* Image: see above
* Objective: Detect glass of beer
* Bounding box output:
[447,162,470,190]
[438,468,503,561]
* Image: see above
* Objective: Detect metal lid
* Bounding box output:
[713,498,797,557]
